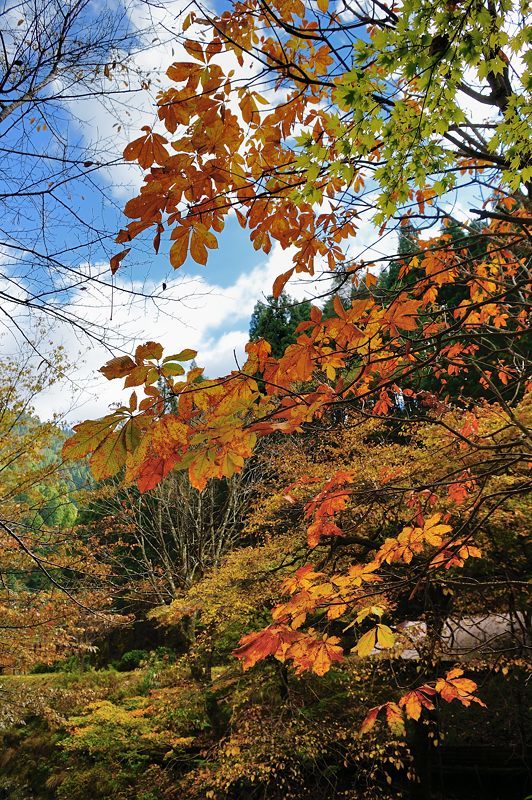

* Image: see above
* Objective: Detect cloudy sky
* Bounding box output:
[1,0,503,424]
[0,0,403,423]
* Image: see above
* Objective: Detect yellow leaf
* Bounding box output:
[354,628,377,657]
[376,624,395,649]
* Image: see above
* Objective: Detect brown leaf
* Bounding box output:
[99,355,136,380]
[110,248,130,275]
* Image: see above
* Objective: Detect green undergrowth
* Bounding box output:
[0,655,529,800]
[0,655,415,800]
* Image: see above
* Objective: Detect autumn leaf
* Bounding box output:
[100,355,136,380]
[166,61,198,82]
[281,564,324,595]
[62,413,125,462]
[188,449,219,492]
[385,702,405,735]
[124,365,150,388]
[136,341,163,362]
[384,298,422,335]
[360,702,404,735]
[354,628,377,657]
[399,687,436,721]
[435,668,486,707]
[360,705,381,734]
[422,513,452,546]
[164,349,197,362]
[136,456,179,493]
[272,268,295,298]
[89,417,141,481]
[376,624,395,649]
[123,127,169,169]
[308,634,344,676]
[110,248,130,275]
[169,227,190,269]
[233,626,293,670]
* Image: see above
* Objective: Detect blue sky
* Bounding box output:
[0,0,380,422]
[1,0,492,423]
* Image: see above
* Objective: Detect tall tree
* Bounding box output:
[249,292,311,358]
[66,0,531,746]
[0,346,116,671]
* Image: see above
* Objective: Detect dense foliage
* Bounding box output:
[250,293,312,357]
[0,0,530,798]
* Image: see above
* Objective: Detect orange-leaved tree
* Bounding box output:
[64,0,530,730]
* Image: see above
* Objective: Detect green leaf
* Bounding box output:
[163,349,197,362]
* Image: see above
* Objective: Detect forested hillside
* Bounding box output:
[1,0,530,798]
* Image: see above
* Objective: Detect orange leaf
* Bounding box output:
[136,455,178,493]
[135,341,163,362]
[273,268,295,298]
[123,128,169,169]
[399,687,435,721]
[385,702,405,735]
[360,705,381,734]
[170,227,190,269]
[233,626,286,670]
[310,634,344,676]
[62,413,124,461]
[435,668,486,707]
[110,248,130,275]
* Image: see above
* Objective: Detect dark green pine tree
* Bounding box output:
[249,292,311,357]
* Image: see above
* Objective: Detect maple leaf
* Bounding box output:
[233,625,297,670]
[286,631,344,675]
[281,564,324,595]
[384,298,421,336]
[309,634,344,676]
[307,519,344,548]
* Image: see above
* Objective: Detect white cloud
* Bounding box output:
[64,0,262,198]
[1,240,322,422]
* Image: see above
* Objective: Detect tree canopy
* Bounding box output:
[64,0,530,745]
